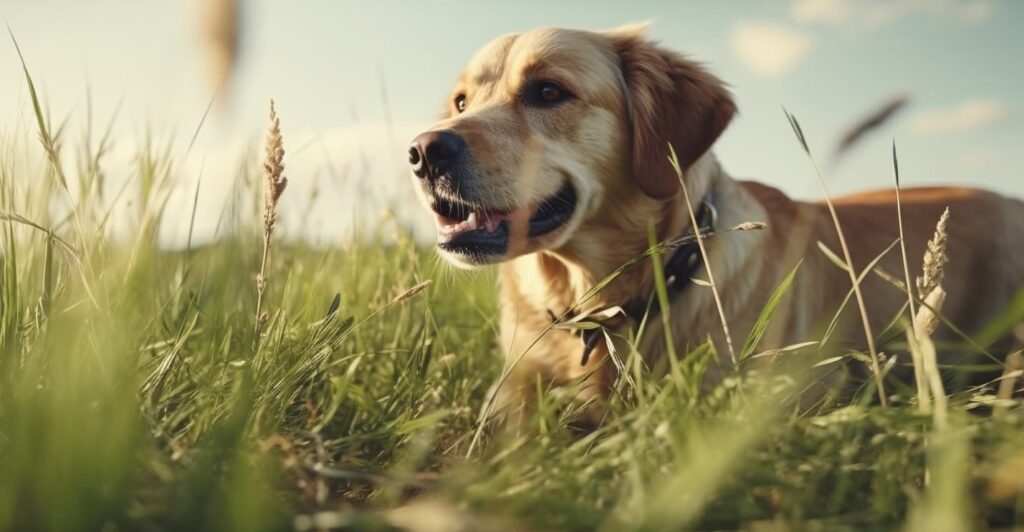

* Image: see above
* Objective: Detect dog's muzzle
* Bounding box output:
[407,128,579,266]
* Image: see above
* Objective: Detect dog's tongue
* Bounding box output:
[435,208,530,243]
[436,210,503,242]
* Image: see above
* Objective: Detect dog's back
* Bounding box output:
[831,187,1023,333]
[746,182,1024,357]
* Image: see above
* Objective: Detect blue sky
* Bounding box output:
[2,0,1021,244]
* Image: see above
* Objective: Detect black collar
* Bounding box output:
[567,192,718,366]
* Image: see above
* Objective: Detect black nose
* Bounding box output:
[408,130,465,179]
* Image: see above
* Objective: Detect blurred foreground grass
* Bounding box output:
[3,68,1024,532]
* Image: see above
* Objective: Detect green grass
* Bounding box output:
[3,67,1024,531]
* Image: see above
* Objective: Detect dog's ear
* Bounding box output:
[607,24,736,199]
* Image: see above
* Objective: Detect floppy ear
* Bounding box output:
[608,25,737,199]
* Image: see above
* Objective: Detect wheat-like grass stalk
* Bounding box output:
[255,98,288,340]
[912,209,950,341]
[784,109,888,406]
[917,207,949,301]
[909,209,951,429]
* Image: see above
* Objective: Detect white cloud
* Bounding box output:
[910,99,1009,135]
[731,21,813,77]
[791,0,995,29]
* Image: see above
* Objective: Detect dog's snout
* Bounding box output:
[409,130,465,179]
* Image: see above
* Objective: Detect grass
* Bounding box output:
[3,65,1024,531]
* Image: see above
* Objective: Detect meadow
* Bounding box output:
[3,53,1024,532]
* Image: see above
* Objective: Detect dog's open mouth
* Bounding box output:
[431,182,577,258]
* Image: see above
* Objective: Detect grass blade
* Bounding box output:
[784,108,888,406]
[740,262,802,361]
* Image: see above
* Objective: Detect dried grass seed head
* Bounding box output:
[263,99,288,231]
[916,207,950,300]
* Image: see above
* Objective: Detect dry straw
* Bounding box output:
[255,99,288,340]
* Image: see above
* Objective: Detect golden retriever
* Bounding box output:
[406,23,1024,423]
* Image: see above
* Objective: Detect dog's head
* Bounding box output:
[408,24,735,268]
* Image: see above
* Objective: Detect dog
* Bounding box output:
[406,23,1024,424]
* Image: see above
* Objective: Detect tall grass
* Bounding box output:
[2,59,1024,531]
[784,109,889,406]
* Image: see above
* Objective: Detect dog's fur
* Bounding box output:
[409,24,1024,422]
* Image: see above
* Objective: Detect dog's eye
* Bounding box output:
[454,94,467,113]
[525,81,572,107]
[540,83,563,103]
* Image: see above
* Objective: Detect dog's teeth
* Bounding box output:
[466,211,479,230]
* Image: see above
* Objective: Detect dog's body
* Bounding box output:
[407,24,1024,421]
[499,159,1024,413]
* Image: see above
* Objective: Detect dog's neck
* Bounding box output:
[503,152,728,318]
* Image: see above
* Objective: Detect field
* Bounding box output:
[3,63,1024,532]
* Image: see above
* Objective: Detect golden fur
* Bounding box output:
[408,24,1024,423]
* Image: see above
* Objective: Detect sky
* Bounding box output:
[2,0,1022,245]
